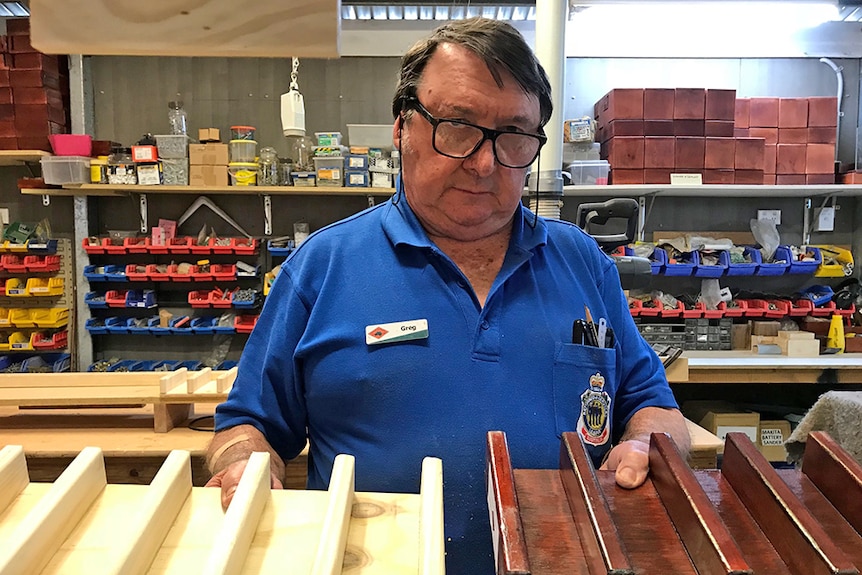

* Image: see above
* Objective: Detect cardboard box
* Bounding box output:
[189,143,228,166]
[189,164,228,187]
[674,88,705,120]
[751,320,781,336]
[734,98,750,129]
[683,401,760,453]
[759,419,792,462]
[198,127,220,142]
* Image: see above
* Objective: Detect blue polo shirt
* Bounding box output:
[215,190,676,574]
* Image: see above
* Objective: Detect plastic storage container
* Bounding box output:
[230,125,256,141]
[49,134,92,156]
[107,148,137,185]
[257,147,279,186]
[168,101,188,136]
[40,156,91,185]
[566,160,610,185]
[315,132,342,147]
[313,156,344,186]
[228,162,258,186]
[155,134,190,159]
[229,140,257,163]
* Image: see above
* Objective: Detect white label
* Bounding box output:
[670,173,703,185]
[716,425,757,442]
[761,427,785,446]
[365,319,428,345]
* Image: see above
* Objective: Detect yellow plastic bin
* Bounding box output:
[32,307,69,328]
[9,331,33,351]
[0,307,9,327]
[9,308,35,327]
[228,162,258,186]
[26,277,64,296]
[5,278,28,296]
[813,245,854,277]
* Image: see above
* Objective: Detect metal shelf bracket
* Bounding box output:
[140,194,148,233]
[263,194,272,236]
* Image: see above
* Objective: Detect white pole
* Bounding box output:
[530,0,567,219]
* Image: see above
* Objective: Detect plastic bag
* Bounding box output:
[750,218,780,262]
[698,279,723,310]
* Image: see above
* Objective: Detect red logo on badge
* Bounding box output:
[368,327,388,339]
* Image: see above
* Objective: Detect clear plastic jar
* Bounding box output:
[168,101,188,136]
[291,136,315,171]
[107,148,137,185]
[257,147,279,186]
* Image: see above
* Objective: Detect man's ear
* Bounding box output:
[392,116,403,150]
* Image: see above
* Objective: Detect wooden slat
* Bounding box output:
[0,372,166,388]
[29,0,340,59]
[485,431,531,575]
[0,387,162,406]
[418,457,445,575]
[559,432,634,575]
[648,433,753,575]
[0,445,29,513]
[160,368,190,395]
[107,450,192,574]
[721,433,858,575]
[204,451,271,575]
[217,367,238,393]
[186,368,213,393]
[802,431,862,536]
[0,447,106,575]
[310,453,355,575]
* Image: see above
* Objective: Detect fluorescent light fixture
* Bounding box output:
[355,5,372,19]
[404,5,419,19]
[372,5,388,19]
[450,5,467,19]
[482,5,497,18]
[512,5,530,20]
[341,5,356,19]
[419,5,434,19]
[527,5,537,19]
[497,5,513,19]
[5,2,27,16]
[435,5,449,19]
[388,5,403,19]
[467,5,482,18]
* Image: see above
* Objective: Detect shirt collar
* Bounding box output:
[381,180,548,253]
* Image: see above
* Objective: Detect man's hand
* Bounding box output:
[205,459,284,510]
[599,439,650,489]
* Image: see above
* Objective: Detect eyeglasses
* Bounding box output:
[404,97,546,169]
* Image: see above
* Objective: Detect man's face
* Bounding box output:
[394,43,542,242]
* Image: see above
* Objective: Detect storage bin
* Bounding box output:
[694,250,727,277]
[724,248,759,276]
[812,245,853,277]
[23,353,70,372]
[11,333,36,354]
[788,246,822,275]
[124,263,149,281]
[228,162,258,186]
[1,254,26,273]
[49,134,92,156]
[663,251,696,276]
[32,307,68,328]
[345,171,369,187]
[756,246,791,276]
[0,307,10,327]
[314,156,343,186]
[154,134,190,159]
[5,278,27,296]
[40,155,91,185]
[315,132,342,147]
[566,160,610,185]
[229,140,258,163]
[81,237,105,255]
[32,330,68,350]
[9,308,35,327]
[230,125,256,141]
[24,255,60,272]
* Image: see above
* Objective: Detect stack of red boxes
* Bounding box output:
[0,19,70,151]
[596,89,838,186]
[735,96,837,184]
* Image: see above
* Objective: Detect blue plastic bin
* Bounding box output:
[694,250,727,278]
[756,246,791,276]
[85,317,108,335]
[788,246,822,275]
[83,264,108,282]
[663,251,696,277]
[725,248,759,276]
[85,291,108,308]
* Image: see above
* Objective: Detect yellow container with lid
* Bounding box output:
[228,162,258,186]
[90,156,109,184]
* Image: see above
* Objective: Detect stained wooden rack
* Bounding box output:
[487,430,862,574]
[0,446,445,574]
[0,367,236,433]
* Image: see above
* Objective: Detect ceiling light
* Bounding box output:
[341,5,356,20]
[388,5,403,19]
[482,6,497,18]
[435,5,449,19]
[372,5,388,19]
[467,6,482,18]
[355,5,372,19]
[512,5,530,20]
[404,5,419,19]
[450,5,467,19]
[419,5,434,19]
[497,6,514,19]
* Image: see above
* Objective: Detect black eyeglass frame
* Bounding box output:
[403,97,547,169]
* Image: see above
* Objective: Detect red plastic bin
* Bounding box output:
[103,237,126,255]
[234,314,259,334]
[167,237,193,254]
[232,238,259,255]
[190,239,214,255]
[681,303,703,319]
[212,264,237,282]
[191,265,214,282]
[743,299,768,318]
[82,237,105,255]
[628,298,642,317]
[146,263,170,282]
[188,290,212,308]
[764,300,789,319]
[700,302,724,319]
[718,300,746,318]
[211,287,235,309]
[1,254,27,273]
[24,255,60,273]
[211,237,234,255]
[837,303,856,318]
[32,329,68,350]
[123,237,150,254]
[789,299,814,317]
[168,264,194,282]
[123,263,148,282]
[811,300,836,317]
[105,289,130,307]
[639,300,662,317]
[659,301,684,318]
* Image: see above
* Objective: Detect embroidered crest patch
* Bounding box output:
[577,372,611,446]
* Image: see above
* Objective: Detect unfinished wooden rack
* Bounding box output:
[487,430,862,575]
[0,445,444,575]
[0,367,236,432]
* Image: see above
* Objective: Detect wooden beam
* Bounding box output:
[0,445,29,513]
[153,403,192,433]
[649,433,753,575]
[29,0,340,59]
[160,368,189,395]
[204,451,271,575]
[0,372,166,388]
[801,431,862,536]
[558,432,634,575]
[0,447,106,575]
[186,368,213,394]
[721,433,857,575]
[310,453,355,575]
[485,431,531,575]
[107,450,192,575]
[418,457,445,575]
[217,367,238,393]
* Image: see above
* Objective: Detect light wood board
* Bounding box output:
[29,0,341,59]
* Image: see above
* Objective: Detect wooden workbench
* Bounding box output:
[681,351,862,384]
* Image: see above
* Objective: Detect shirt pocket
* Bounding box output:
[552,342,618,445]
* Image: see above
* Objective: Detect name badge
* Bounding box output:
[366,319,429,345]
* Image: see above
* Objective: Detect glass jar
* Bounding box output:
[107,148,137,185]
[257,147,279,186]
[291,136,315,171]
[168,101,188,136]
